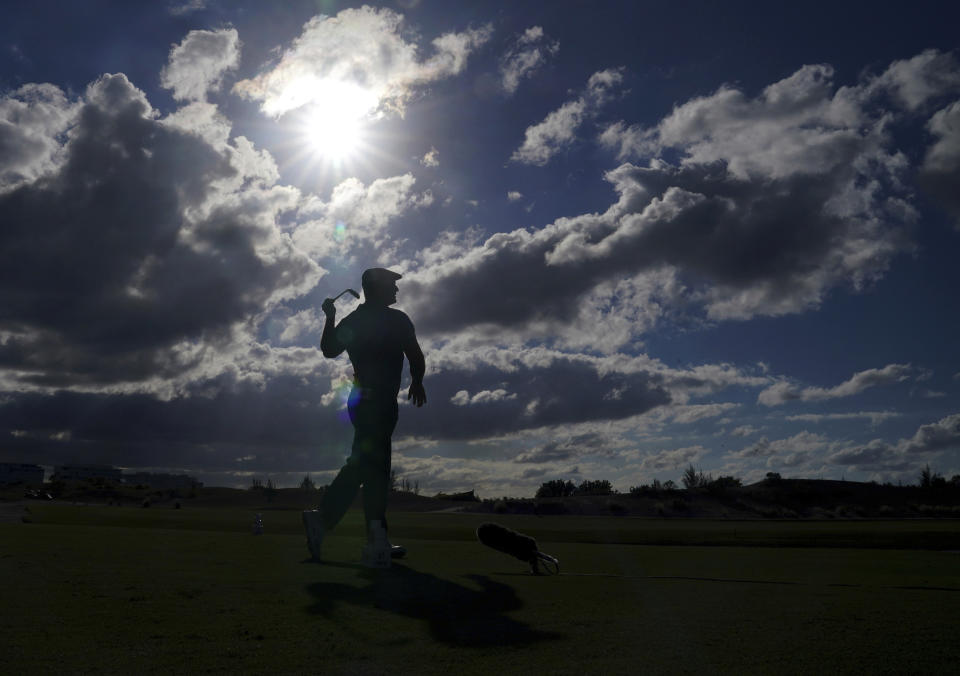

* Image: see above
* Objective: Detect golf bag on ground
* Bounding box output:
[476,522,559,575]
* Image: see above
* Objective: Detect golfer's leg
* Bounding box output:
[360,440,391,530]
[360,398,397,531]
[320,455,361,532]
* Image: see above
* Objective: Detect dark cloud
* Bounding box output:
[0,376,353,473]
[828,440,902,470]
[514,432,613,464]
[0,74,319,387]
[901,413,960,454]
[920,100,960,225]
[399,51,960,345]
[758,364,913,406]
[827,413,960,471]
[404,157,907,336]
[396,353,671,440]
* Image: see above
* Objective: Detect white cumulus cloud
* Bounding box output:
[510,68,623,166]
[234,7,491,118]
[499,25,558,95]
[758,364,913,406]
[421,147,439,167]
[160,28,240,102]
[0,84,79,192]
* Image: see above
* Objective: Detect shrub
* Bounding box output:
[141,498,151,508]
[706,476,742,495]
[576,479,614,496]
[655,502,666,516]
[630,480,674,496]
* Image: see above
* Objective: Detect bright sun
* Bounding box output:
[299,80,378,162]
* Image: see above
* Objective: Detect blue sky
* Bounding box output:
[1,0,958,494]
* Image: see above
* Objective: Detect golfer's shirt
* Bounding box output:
[336,304,417,397]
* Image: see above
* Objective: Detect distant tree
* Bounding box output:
[576,479,613,496]
[682,465,710,490]
[414,480,420,496]
[299,475,316,491]
[536,479,577,498]
[707,475,742,494]
[918,465,945,488]
[264,478,278,502]
[663,480,676,491]
[389,469,399,492]
[250,478,263,490]
[765,472,782,483]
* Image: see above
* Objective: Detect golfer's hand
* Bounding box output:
[408,382,426,407]
[321,298,336,319]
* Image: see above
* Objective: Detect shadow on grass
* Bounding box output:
[306,562,564,647]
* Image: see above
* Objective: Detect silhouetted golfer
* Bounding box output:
[303,267,426,566]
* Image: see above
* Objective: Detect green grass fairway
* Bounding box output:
[3,506,959,674]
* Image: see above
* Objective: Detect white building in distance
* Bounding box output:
[51,464,122,483]
[0,463,45,485]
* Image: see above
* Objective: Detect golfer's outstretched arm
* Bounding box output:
[320,298,345,358]
[405,339,426,407]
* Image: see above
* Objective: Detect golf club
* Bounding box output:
[331,288,360,302]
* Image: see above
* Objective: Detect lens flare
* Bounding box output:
[332,380,356,424]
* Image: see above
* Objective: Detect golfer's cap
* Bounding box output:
[361,267,402,289]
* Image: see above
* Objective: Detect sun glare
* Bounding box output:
[306,108,361,159]
[298,79,378,162]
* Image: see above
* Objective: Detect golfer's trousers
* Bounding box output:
[321,387,398,532]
